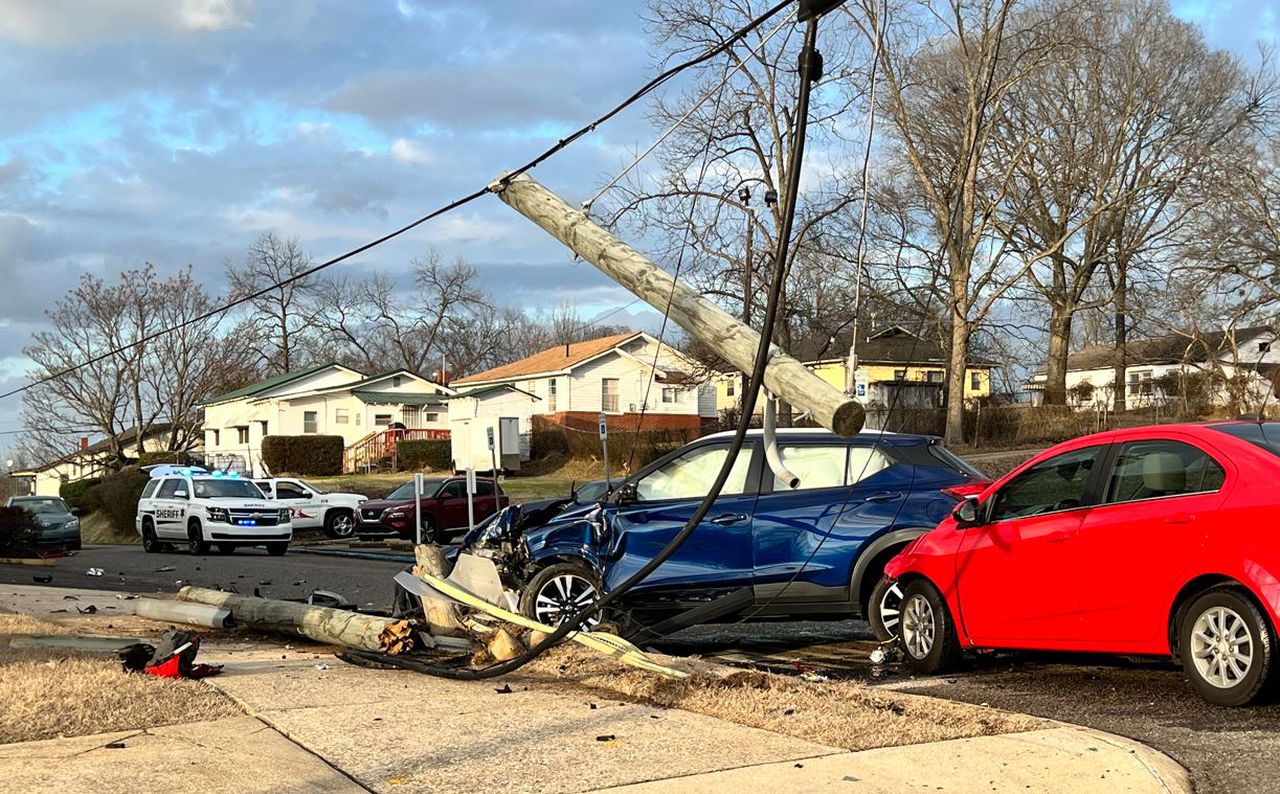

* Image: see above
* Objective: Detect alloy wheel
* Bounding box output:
[878,581,904,636]
[1190,606,1254,689]
[330,512,355,537]
[901,593,936,660]
[533,574,600,629]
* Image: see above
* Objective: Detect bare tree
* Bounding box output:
[227,231,318,375]
[855,0,1079,442]
[606,0,865,422]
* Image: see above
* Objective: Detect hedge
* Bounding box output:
[137,450,198,467]
[81,467,151,534]
[396,439,451,471]
[59,477,103,511]
[0,506,43,557]
[261,435,344,476]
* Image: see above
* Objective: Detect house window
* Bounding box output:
[548,379,557,412]
[374,413,393,426]
[1128,370,1154,396]
[424,412,439,423]
[303,411,318,434]
[726,380,735,397]
[1260,342,1272,354]
[236,426,249,445]
[209,429,220,446]
[926,370,944,383]
[602,378,620,412]
[662,387,677,403]
[393,376,402,388]
[259,420,268,436]
[893,369,907,381]
[335,408,349,424]
[356,413,362,426]
[970,371,981,391]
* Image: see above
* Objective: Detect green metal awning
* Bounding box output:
[352,390,447,406]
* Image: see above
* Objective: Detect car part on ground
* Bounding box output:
[881,420,1280,706]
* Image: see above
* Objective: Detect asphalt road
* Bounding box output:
[5,545,1278,791]
[0,544,410,610]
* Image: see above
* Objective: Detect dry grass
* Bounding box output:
[0,611,240,744]
[524,645,1043,751]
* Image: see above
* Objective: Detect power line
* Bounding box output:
[1,0,795,404]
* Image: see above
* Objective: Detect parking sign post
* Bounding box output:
[465,467,476,533]
[413,472,425,545]
[487,425,498,482]
[599,412,610,490]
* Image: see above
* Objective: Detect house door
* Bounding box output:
[403,406,421,429]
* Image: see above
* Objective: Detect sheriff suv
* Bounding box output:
[136,471,292,556]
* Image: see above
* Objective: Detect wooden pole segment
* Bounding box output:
[178,586,403,653]
[492,173,864,436]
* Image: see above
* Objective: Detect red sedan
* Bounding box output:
[880,421,1280,706]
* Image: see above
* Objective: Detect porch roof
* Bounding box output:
[351,390,448,406]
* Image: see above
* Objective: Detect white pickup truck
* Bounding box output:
[251,478,367,538]
[137,472,291,555]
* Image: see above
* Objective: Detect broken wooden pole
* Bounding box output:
[492,172,865,436]
[413,544,465,637]
[177,586,403,653]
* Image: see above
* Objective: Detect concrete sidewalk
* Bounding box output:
[198,643,1190,793]
[0,585,1190,793]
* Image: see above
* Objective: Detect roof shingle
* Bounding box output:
[452,331,642,385]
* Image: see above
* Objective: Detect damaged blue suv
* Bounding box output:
[459,429,987,634]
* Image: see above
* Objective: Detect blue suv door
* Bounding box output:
[750,439,915,609]
[601,441,762,603]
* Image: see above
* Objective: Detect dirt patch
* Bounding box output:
[0,611,241,744]
[523,645,1043,751]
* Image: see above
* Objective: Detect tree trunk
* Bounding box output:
[945,318,968,445]
[1112,260,1128,414]
[1043,308,1073,406]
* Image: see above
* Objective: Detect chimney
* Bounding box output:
[79,437,89,450]
[565,342,570,357]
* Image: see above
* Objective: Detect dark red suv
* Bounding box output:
[355,476,507,542]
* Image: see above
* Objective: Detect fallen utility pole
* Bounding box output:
[491,173,865,436]
[178,586,410,654]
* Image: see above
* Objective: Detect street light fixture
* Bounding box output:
[764,188,778,207]
[738,186,751,204]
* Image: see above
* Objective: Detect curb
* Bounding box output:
[288,546,415,563]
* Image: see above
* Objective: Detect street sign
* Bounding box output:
[598,412,608,439]
[486,426,495,451]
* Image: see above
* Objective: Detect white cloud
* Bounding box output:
[390,138,436,166]
[0,0,253,44]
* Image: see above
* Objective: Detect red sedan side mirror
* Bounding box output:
[953,496,981,528]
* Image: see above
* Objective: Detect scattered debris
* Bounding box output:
[49,608,67,613]
[494,684,513,694]
[293,580,307,586]
[314,663,330,671]
[104,742,127,749]
[307,590,355,610]
[595,735,616,742]
[842,775,860,782]
[115,594,137,600]
[62,595,79,600]
[257,580,272,586]
[32,574,52,584]
[76,605,98,614]
[800,671,830,683]
[153,566,175,573]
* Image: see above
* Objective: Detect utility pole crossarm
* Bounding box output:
[492,173,864,436]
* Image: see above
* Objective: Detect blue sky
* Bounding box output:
[0,0,1274,441]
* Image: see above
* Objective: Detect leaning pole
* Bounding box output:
[491,173,864,436]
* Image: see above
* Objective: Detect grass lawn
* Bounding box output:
[307,471,581,503]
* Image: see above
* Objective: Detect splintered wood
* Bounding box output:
[377,620,418,656]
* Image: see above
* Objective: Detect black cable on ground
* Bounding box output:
[349,9,832,681]
[1,0,795,404]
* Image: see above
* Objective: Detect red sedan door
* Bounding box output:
[1075,437,1228,648]
[957,445,1106,647]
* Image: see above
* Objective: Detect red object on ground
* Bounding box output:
[144,655,182,679]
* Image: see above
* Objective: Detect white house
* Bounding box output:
[200,364,454,475]
[447,331,716,470]
[10,424,189,497]
[1024,325,1280,412]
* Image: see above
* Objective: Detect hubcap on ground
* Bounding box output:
[534,575,600,629]
[901,594,936,659]
[1191,606,1253,689]
[879,581,904,635]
